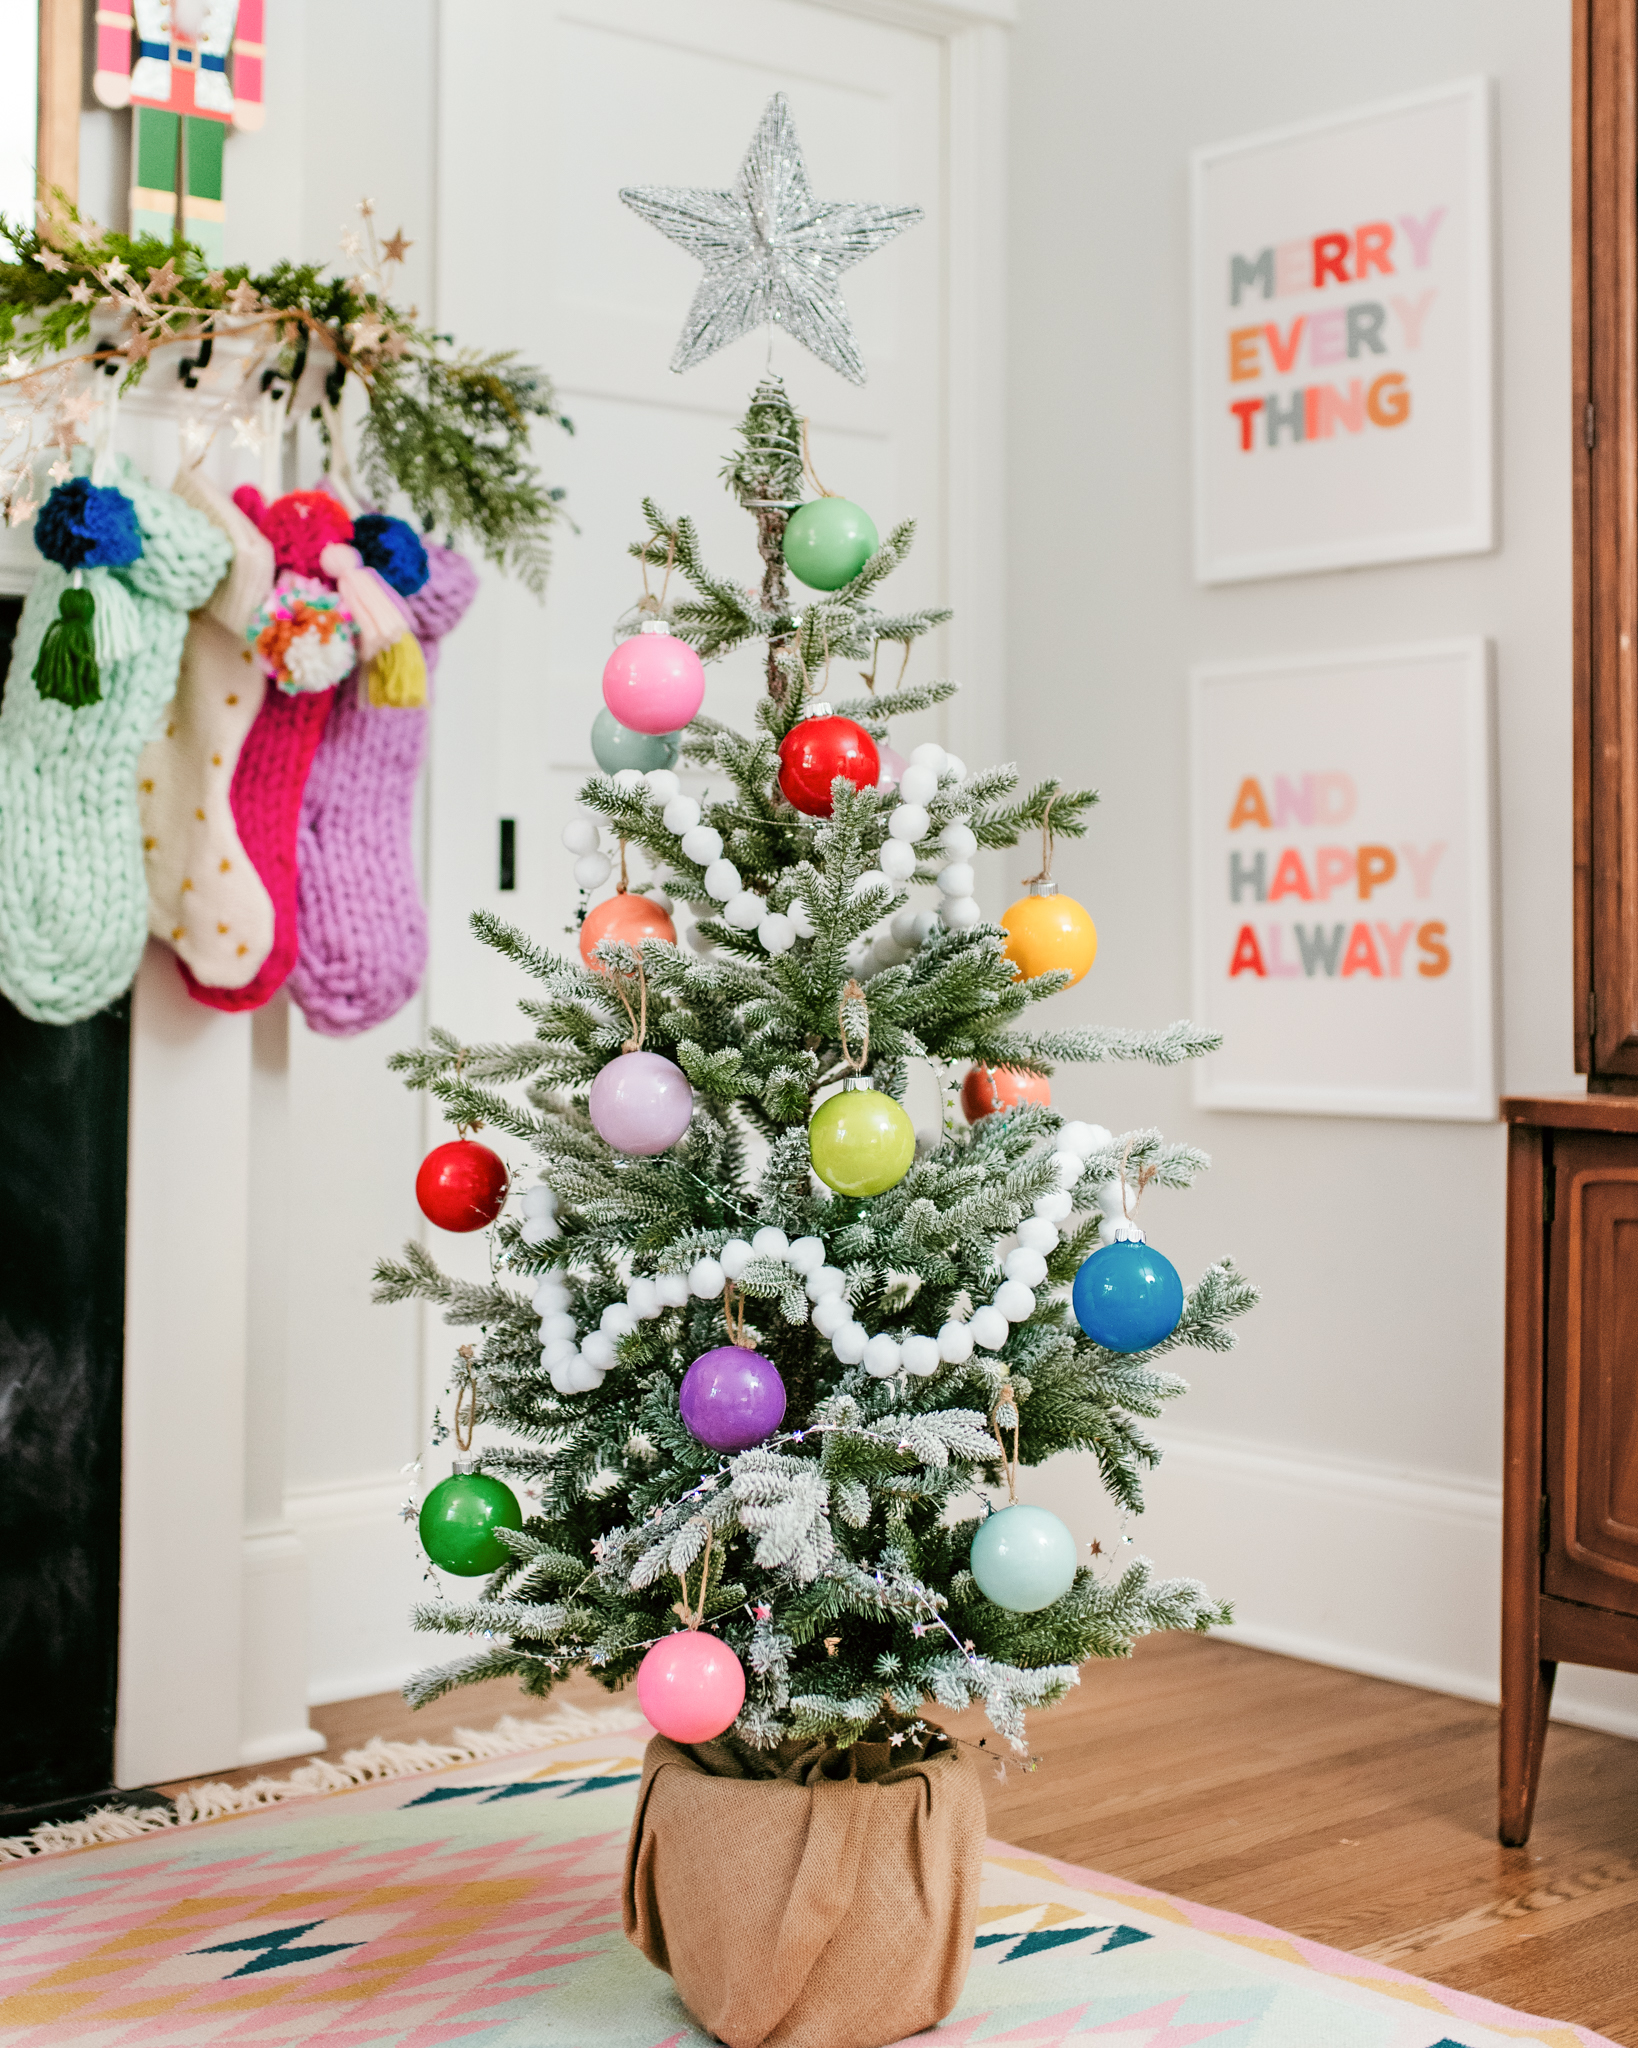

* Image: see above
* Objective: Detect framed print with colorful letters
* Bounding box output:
[1192,77,1494,583]
[1190,641,1498,1121]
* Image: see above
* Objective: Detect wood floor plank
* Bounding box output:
[154,1634,1638,2044]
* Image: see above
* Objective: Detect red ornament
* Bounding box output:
[416,1139,509,1232]
[961,1065,1052,1123]
[579,891,678,973]
[777,713,880,817]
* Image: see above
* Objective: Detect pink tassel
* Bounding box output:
[318,541,411,662]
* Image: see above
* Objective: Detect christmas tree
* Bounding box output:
[376,376,1255,1754]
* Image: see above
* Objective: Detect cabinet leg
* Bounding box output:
[1499,1657,1557,1845]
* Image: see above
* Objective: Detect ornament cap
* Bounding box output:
[451,1455,480,1475]
[841,1073,876,1092]
[638,617,671,635]
[800,701,834,720]
[1027,878,1059,899]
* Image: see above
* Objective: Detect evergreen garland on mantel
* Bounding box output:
[0,197,569,591]
[376,376,1256,1754]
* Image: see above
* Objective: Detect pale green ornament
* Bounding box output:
[970,1503,1079,1613]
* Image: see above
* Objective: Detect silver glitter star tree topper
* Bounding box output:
[620,93,922,386]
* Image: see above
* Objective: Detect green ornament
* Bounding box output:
[592,707,682,774]
[418,1467,523,1575]
[809,1080,915,1197]
[782,498,878,591]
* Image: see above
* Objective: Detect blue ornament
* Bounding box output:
[34,478,143,571]
[591,706,682,774]
[970,1504,1078,1612]
[1071,1238,1184,1353]
[351,512,430,594]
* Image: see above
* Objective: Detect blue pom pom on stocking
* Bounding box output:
[31,479,145,708]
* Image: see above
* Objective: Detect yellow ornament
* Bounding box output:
[1001,880,1097,986]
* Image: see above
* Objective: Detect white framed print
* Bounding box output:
[1190,641,1498,1121]
[1192,78,1494,583]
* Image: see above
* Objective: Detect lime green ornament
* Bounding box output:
[809,1078,916,1197]
[418,1464,523,1575]
[782,498,878,591]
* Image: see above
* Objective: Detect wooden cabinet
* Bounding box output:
[1501,1096,1638,1846]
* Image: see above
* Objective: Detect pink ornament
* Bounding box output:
[588,1049,693,1156]
[637,1630,746,1743]
[876,744,908,792]
[602,625,706,736]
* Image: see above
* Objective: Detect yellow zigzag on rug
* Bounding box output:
[0,1702,643,1863]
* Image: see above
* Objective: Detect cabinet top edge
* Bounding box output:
[1503,1093,1638,1131]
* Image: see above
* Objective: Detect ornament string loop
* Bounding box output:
[722,1280,748,1347]
[639,530,677,613]
[610,957,649,1053]
[674,1522,714,1629]
[617,835,629,894]
[454,1344,480,1452]
[989,1381,1020,1505]
[1116,1138,1158,1221]
[800,417,837,499]
[838,979,870,1073]
[450,1044,484,1141]
[1023,786,1061,887]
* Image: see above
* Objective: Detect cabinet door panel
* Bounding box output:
[1545,1133,1638,1613]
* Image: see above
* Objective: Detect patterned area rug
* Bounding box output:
[0,1710,1615,2047]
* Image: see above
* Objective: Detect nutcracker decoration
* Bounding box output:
[93,0,266,266]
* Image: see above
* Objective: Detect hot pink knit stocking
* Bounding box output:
[287,542,477,1036]
[178,685,335,1011]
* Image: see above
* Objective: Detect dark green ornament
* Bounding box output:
[591,707,682,774]
[419,1466,523,1575]
[782,498,878,591]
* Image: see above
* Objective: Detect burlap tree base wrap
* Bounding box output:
[623,1728,984,2048]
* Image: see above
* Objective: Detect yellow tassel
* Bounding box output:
[367,632,427,708]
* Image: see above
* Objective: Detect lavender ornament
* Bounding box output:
[589,1049,693,1156]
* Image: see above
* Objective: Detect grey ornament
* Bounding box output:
[620,93,921,386]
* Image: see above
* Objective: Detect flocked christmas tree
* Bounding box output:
[374,370,1257,1755]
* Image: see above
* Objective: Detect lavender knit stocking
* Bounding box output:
[286,541,477,1036]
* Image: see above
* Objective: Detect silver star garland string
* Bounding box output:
[620,92,921,386]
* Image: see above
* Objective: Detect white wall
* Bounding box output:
[1007,0,1638,1737]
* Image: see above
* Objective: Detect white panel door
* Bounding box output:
[430,0,964,1054]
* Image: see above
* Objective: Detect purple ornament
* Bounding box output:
[588,1049,693,1156]
[680,1345,787,1451]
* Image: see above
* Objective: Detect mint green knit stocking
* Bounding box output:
[0,456,231,1023]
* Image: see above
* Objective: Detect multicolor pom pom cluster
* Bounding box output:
[247,577,360,694]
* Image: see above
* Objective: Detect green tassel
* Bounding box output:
[33,586,102,709]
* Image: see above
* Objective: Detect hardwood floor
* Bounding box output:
[160,1634,1638,2045]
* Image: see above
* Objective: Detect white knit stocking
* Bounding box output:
[139,468,277,988]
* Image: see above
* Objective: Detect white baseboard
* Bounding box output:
[1028,1429,1638,1745]
[286,1476,434,1710]
[239,1725,329,1766]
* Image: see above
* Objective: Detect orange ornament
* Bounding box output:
[1001,881,1097,986]
[961,1065,1052,1123]
[579,892,677,973]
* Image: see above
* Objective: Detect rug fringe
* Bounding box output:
[0,1702,644,1863]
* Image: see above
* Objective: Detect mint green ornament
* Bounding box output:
[970,1503,1078,1612]
[782,498,878,591]
[809,1079,915,1197]
[592,707,682,774]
